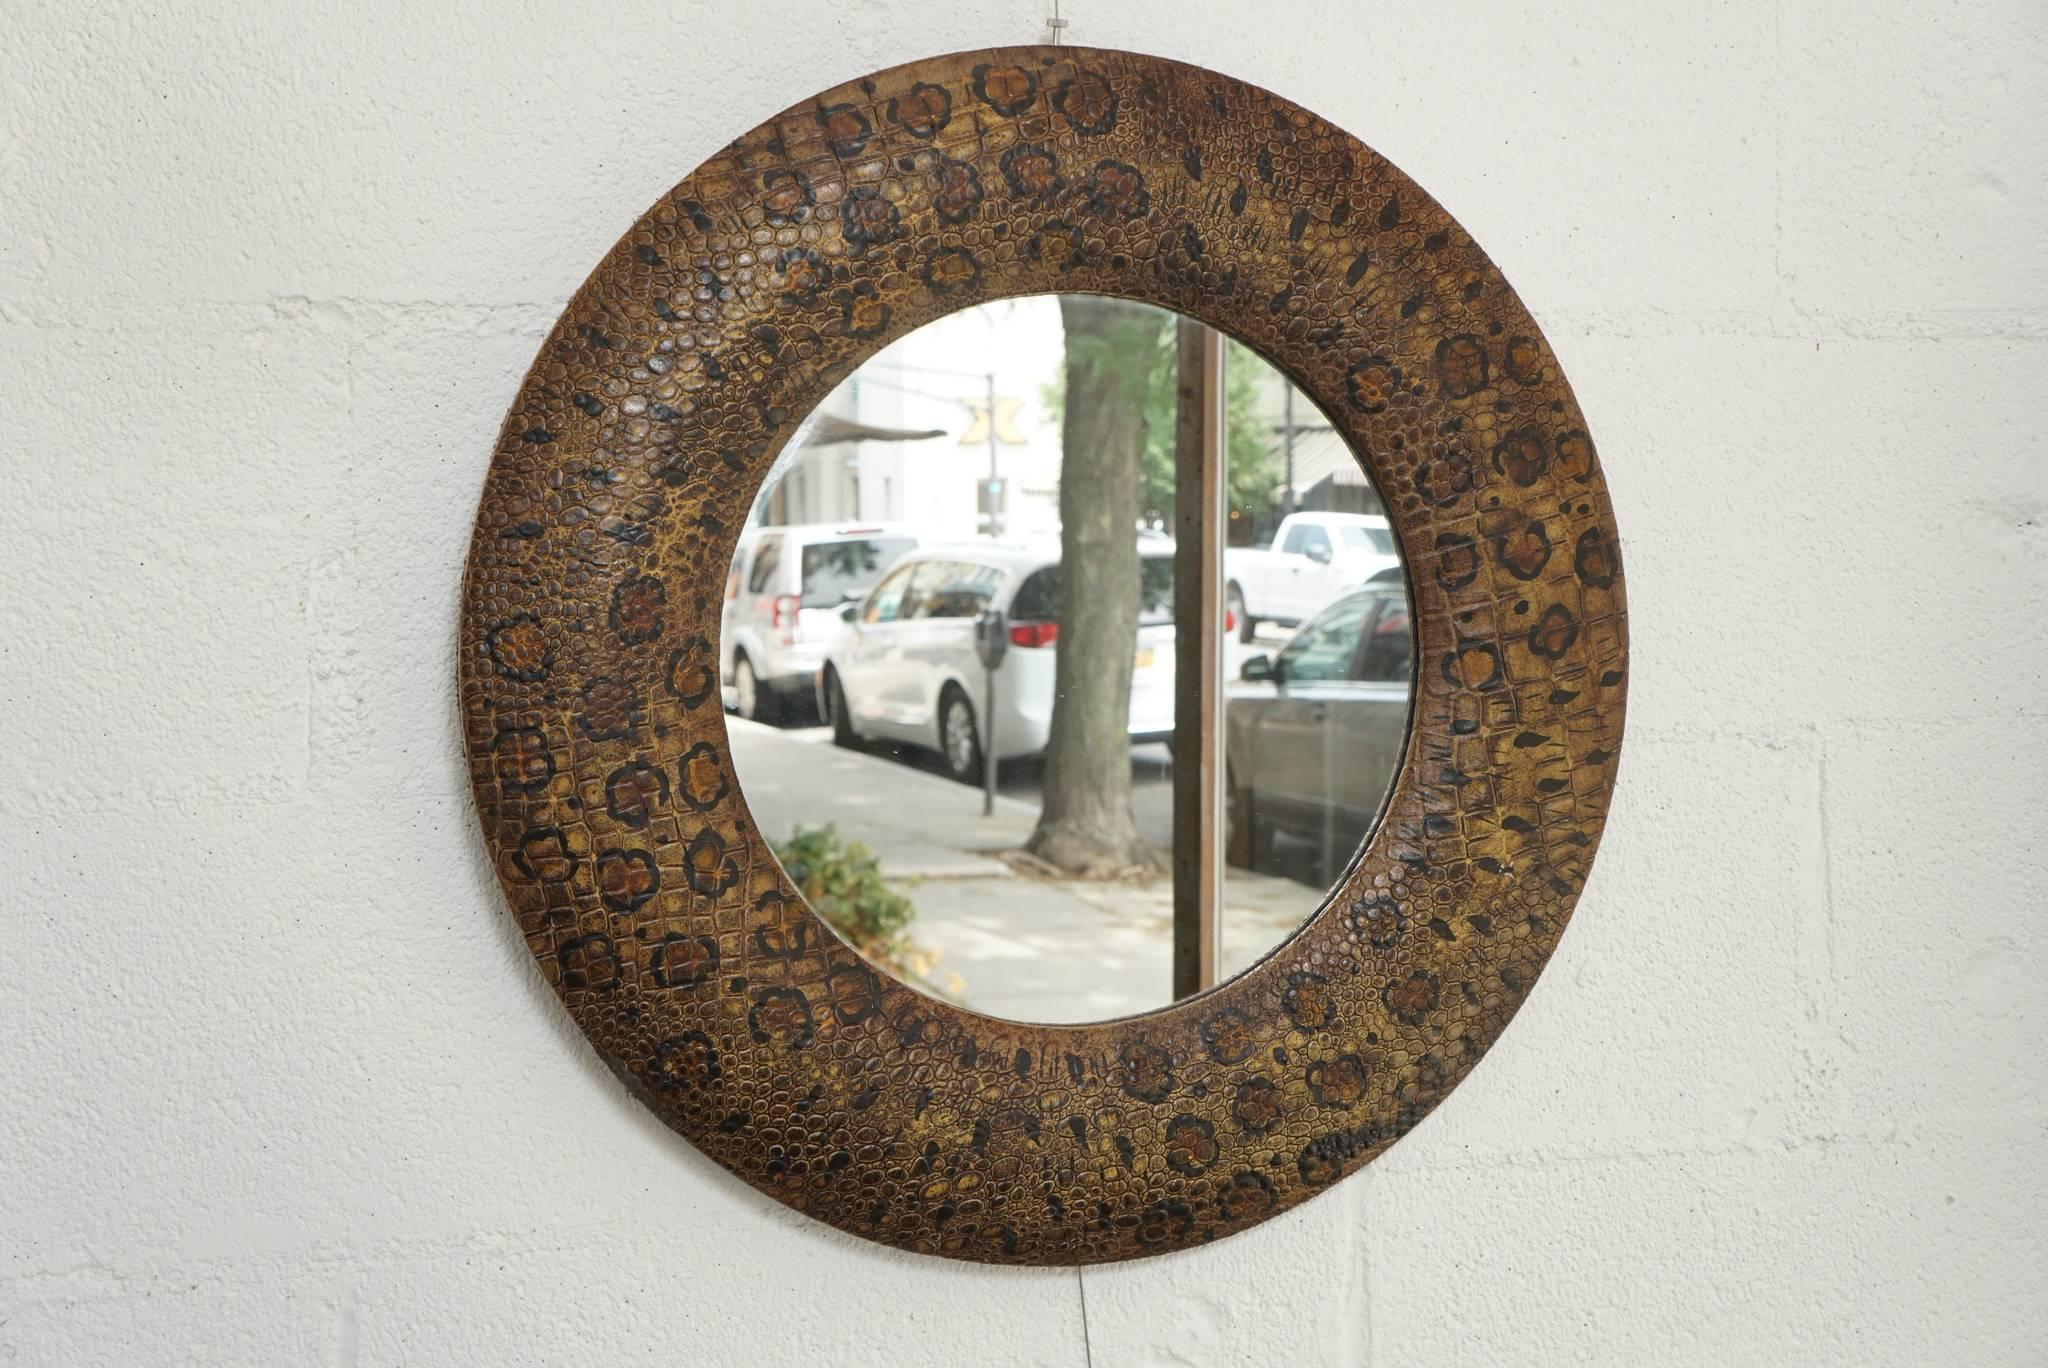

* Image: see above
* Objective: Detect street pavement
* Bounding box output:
[726,711,1328,1024]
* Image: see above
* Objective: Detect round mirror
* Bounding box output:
[465,44,1626,1264]
[723,294,1411,1023]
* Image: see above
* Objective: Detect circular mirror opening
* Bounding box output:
[723,294,1412,1022]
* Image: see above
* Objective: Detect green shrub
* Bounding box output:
[773,823,919,966]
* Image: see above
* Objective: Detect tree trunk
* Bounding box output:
[1027,296,1165,877]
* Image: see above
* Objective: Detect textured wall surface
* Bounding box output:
[2,1,2042,1364]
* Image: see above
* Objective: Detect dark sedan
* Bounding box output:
[1224,586,1412,882]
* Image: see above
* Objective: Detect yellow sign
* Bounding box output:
[959,397,1027,446]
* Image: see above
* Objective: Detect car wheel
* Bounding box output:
[734,653,779,724]
[938,685,983,785]
[1228,583,1256,644]
[1225,767,1252,870]
[825,667,861,750]
[1248,805,1276,871]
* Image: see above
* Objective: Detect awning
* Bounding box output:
[802,412,949,446]
[1271,428,1373,494]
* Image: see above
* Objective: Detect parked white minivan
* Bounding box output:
[818,539,1178,782]
[722,523,918,721]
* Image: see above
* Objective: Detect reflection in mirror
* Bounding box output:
[722,295,1410,1023]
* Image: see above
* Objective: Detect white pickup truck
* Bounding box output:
[1225,512,1399,642]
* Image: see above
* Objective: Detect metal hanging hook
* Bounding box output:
[1046,0,1068,45]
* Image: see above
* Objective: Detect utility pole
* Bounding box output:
[1281,376,1297,523]
[984,370,1002,538]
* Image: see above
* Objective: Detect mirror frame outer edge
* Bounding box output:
[460,45,1627,1265]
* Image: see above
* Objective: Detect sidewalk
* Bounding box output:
[727,718,1323,1023]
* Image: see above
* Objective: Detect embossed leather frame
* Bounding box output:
[461,46,1627,1265]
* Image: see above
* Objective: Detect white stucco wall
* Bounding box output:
[3,2,2043,1364]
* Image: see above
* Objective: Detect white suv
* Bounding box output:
[722,523,917,721]
[818,539,1178,783]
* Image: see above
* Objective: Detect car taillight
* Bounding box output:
[1008,621,1059,649]
[772,594,800,641]
[1225,607,1236,632]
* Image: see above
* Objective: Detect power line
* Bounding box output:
[850,372,980,406]
[859,356,999,383]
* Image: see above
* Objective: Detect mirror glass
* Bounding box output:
[723,295,1410,1023]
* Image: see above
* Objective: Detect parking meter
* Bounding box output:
[972,605,1009,671]
[971,606,1007,815]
